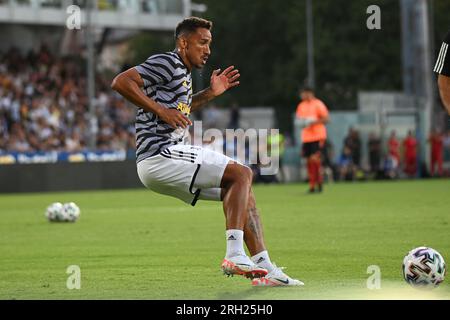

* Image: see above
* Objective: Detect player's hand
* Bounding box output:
[296,117,316,128]
[158,108,192,129]
[210,66,240,97]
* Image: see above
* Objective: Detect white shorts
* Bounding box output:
[137,144,235,206]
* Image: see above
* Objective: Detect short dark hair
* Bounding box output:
[175,17,213,39]
[301,86,314,93]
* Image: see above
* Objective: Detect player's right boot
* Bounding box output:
[251,264,304,286]
[221,254,268,279]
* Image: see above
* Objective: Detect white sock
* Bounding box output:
[225,229,245,258]
[251,250,275,272]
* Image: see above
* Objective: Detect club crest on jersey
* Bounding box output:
[177,102,191,115]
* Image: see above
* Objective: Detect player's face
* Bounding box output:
[185,28,212,69]
[300,90,314,101]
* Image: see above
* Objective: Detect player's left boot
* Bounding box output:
[221,254,268,279]
[251,264,304,286]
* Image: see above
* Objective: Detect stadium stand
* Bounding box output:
[0,45,135,153]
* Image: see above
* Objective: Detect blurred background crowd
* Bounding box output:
[1,44,450,182]
[320,127,450,182]
[0,46,136,154]
[1,0,449,184]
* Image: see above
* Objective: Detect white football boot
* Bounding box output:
[251,264,304,286]
[221,254,268,279]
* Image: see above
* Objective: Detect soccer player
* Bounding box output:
[295,87,329,193]
[434,29,450,115]
[111,17,302,286]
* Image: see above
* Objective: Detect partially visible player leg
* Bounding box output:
[243,189,266,256]
[219,162,267,279]
[307,157,316,192]
[312,151,323,192]
[220,163,252,230]
[242,189,304,286]
[137,145,267,279]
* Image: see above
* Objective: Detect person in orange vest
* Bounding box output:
[295,87,329,193]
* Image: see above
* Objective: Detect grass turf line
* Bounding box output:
[0,180,449,299]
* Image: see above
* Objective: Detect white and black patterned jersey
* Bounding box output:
[134,51,193,163]
[434,29,450,77]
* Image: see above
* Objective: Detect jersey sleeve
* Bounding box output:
[134,55,173,87]
[434,29,450,76]
[295,104,303,118]
[316,100,329,118]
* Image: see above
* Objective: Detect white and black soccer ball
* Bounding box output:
[63,202,80,222]
[402,246,446,288]
[45,202,65,222]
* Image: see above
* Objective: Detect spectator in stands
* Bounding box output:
[388,130,400,165]
[97,120,115,150]
[0,46,135,154]
[203,104,221,129]
[403,130,418,178]
[383,153,399,179]
[228,102,240,129]
[337,146,355,181]
[368,132,381,177]
[344,127,361,169]
[428,129,444,177]
[444,129,450,167]
[6,123,31,152]
[267,131,285,183]
[0,116,7,151]
[110,127,130,151]
[66,131,83,152]
[320,140,336,183]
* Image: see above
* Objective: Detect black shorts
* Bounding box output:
[302,141,321,157]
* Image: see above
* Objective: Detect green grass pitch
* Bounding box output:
[0,180,449,300]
